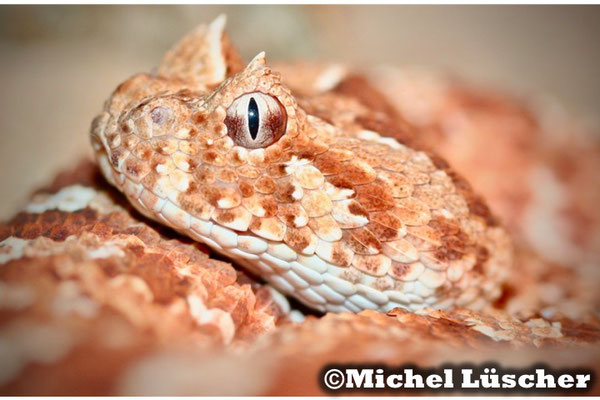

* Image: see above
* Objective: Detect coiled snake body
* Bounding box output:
[91,16,513,313]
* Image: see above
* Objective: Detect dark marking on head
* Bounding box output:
[390,262,410,279]
[187,158,198,170]
[178,194,212,217]
[140,149,152,160]
[153,139,168,155]
[239,180,254,198]
[430,216,468,262]
[367,220,398,242]
[434,237,465,262]
[350,228,383,254]
[359,256,384,275]
[193,111,208,124]
[185,180,198,195]
[284,214,296,226]
[202,150,219,163]
[428,216,461,236]
[201,186,223,207]
[348,201,369,219]
[187,126,198,139]
[267,163,289,178]
[215,210,235,224]
[274,182,297,203]
[314,152,345,175]
[232,151,243,165]
[218,169,237,183]
[285,228,310,252]
[121,122,131,133]
[125,162,141,177]
[356,182,395,211]
[340,161,375,185]
[331,243,352,266]
[193,166,216,184]
[255,176,276,194]
[327,175,355,191]
[260,197,279,217]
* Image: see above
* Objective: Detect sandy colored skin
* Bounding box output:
[360,67,600,268]
[0,164,599,395]
[91,16,514,314]
[1,16,599,394]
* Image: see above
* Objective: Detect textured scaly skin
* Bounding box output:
[91,16,513,313]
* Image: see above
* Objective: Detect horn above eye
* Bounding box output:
[224,92,287,149]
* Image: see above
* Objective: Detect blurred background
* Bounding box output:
[0,5,599,221]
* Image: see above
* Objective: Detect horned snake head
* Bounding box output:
[90,16,513,313]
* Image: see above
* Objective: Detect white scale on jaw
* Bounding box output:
[97,125,450,314]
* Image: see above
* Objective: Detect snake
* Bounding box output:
[90,16,514,314]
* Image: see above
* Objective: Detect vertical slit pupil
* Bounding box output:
[247,97,259,140]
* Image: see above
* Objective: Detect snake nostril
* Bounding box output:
[151,106,171,125]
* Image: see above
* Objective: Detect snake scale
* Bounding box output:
[91,16,513,314]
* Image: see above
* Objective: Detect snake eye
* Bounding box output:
[224,92,287,149]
